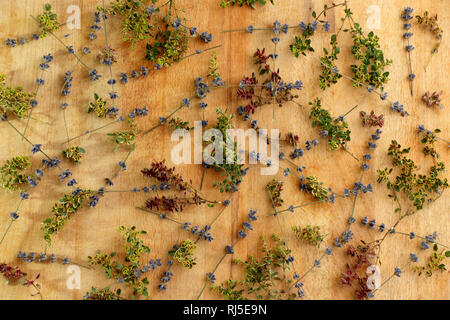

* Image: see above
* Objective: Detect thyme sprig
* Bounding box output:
[416,11,443,71]
[88,226,154,299]
[220,0,274,9]
[266,179,284,208]
[84,287,123,300]
[169,239,197,270]
[62,146,86,164]
[145,23,189,67]
[377,139,447,211]
[207,108,246,193]
[350,23,392,91]
[0,156,33,192]
[0,74,35,119]
[292,225,324,248]
[42,189,100,245]
[88,93,113,118]
[212,234,297,300]
[309,98,351,151]
[300,176,329,202]
[37,3,60,38]
[413,244,449,277]
[108,119,139,152]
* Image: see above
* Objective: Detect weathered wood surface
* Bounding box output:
[0,0,448,300]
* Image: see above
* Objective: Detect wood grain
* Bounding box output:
[0,0,448,300]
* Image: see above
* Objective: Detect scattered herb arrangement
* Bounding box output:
[0,1,448,302]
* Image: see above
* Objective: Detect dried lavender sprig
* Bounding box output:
[193,197,233,245]
[359,219,449,249]
[142,96,196,135]
[30,15,91,71]
[195,208,259,299]
[151,6,213,43]
[16,251,92,269]
[22,54,54,140]
[180,45,223,61]
[111,143,135,179]
[63,118,122,144]
[138,206,219,245]
[137,207,184,225]
[299,253,327,282]
[395,231,449,249]
[370,260,413,297]
[0,198,24,246]
[272,40,277,120]
[143,73,229,136]
[62,107,70,145]
[121,45,223,83]
[4,118,52,160]
[348,172,365,223]
[195,238,239,300]
[273,207,303,292]
[207,196,232,228]
[221,2,346,34]
[100,1,117,99]
[401,7,415,96]
[266,200,326,217]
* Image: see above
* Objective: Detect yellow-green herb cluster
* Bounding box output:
[42,189,97,245]
[0,74,35,119]
[300,176,329,201]
[292,225,324,247]
[170,239,197,270]
[309,98,351,151]
[88,93,109,118]
[63,146,86,164]
[145,26,189,67]
[220,0,274,9]
[377,139,448,211]
[413,244,449,277]
[38,3,60,38]
[108,119,138,152]
[0,156,32,192]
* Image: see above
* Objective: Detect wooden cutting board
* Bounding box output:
[0,0,448,300]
